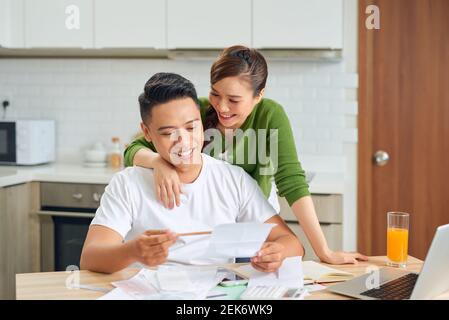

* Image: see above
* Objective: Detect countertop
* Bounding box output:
[0,163,118,187]
[0,163,344,194]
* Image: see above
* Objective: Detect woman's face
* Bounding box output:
[209,76,264,130]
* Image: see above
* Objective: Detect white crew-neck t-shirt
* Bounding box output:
[91,154,277,265]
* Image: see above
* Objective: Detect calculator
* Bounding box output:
[240,286,307,300]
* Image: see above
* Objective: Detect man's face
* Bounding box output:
[141,97,204,169]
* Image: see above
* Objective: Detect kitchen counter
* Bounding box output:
[0,164,118,187]
[307,172,344,194]
[0,163,344,194]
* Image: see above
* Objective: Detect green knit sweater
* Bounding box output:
[124,97,310,206]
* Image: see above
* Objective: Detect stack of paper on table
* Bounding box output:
[97,222,277,300]
[98,266,226,300]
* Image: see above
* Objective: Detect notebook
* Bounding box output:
[302,261,353,283]
[234,260,353,284]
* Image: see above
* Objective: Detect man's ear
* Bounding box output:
[140,122,152,142]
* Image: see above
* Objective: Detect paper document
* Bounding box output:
[97,287,135,300]
[101,266,225,300]
[157,269,194,292]
[304,284,327,293]
[245,256,304,288]
[110,268,159,299]
[203,223,275,258]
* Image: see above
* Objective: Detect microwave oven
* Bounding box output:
[0,120,55,165]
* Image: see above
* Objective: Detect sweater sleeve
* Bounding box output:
[123,136,155,167]
[268,103,311,206]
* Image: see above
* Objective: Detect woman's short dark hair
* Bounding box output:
[138,72,199,123]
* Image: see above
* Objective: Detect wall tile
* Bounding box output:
[0,58,358,169]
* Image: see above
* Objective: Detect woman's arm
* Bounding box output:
[133,147,162,169]
[266,100,367,264]
[124,137,182,208]
[291,196,368,264]
[123,136,154,167]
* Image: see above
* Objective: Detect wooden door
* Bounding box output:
[358,0,449,259]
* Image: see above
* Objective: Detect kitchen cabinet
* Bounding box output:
[0,183,40,299]
[24,0,93,48]
[0,0,25,48]
[3,0,343,54]
[279,194,343,260]
[94,0,166,49]
[253,0,343,49]
[167,0,251,49]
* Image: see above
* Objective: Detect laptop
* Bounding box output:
[328,224,449,300]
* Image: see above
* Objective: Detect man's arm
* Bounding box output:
[266,215,304,256]
[80,225,177,274]
[80,225,136,273]
[250,215,304,273]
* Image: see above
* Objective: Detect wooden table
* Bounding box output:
[15,256,449,300]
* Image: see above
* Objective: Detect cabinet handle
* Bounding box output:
[72,193,83,200]
[92,192,102,202]
[35,210,95,218]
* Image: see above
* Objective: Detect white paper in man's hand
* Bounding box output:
[202,223,276,258]
[247,256,304,288]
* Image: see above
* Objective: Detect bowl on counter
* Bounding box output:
[84,142,108,167]
[84,149,107,163]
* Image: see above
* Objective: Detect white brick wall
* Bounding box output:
[0,58,357,169]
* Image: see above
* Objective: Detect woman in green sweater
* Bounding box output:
[124,45,367,265]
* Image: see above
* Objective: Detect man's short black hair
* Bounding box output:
[138,72,199,123]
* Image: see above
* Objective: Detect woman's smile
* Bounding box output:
[217,112,238,123]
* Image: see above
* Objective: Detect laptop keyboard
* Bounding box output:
[360,273,419,300]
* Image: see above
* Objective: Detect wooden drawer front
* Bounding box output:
[288,223,343,261]
[40,182,106,209]
[279,194,343,224]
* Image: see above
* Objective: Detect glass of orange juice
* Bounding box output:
[387,212,409,268]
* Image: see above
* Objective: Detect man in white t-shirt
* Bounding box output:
[80,73,303,274]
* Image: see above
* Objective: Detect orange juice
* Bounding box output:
[387,228,409,263]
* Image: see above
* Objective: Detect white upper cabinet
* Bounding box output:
[0,0,25,48]
[2,0,344,52]
[24,0,93,48]
[167,0,251,49]
[253,0,343,49]
[94,0,165,49]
